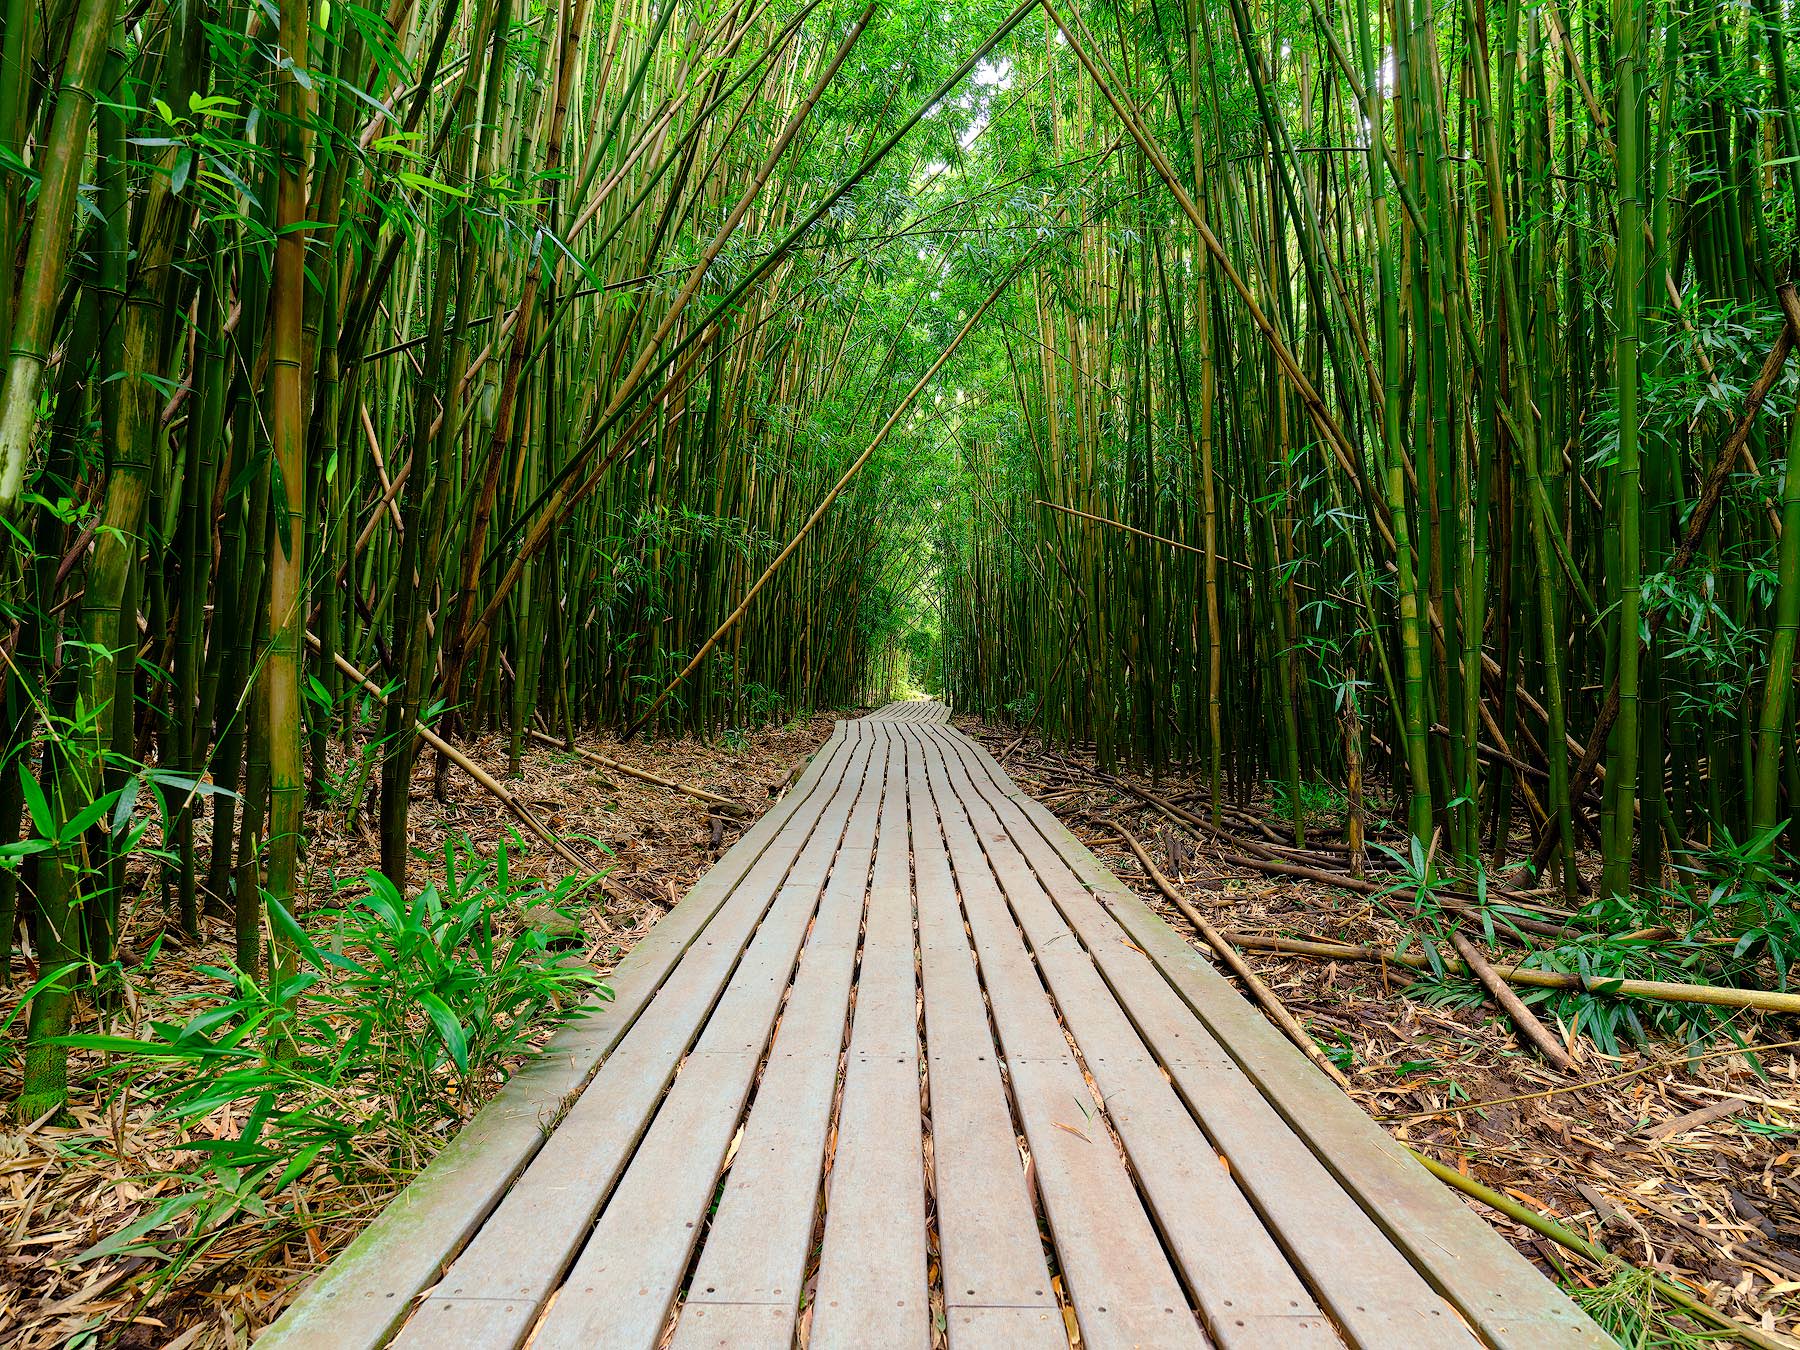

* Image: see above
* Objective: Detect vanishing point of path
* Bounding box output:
[261,704,1610,1349]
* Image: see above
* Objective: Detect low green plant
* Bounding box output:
[1267,775,1347,825]
[1569,1260,1712,1350]
[57,834,607,1292]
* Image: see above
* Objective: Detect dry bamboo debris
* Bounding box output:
[1118,778,1574,939]
[526,729,751,815]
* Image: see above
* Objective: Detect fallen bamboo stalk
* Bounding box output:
[1109,822,1353,1090]
[306,635,600,881]
[1220,932,1800,1017]
[1410,1149,1794,1350]
[1445,926,1576,1072]
[526,729,749,814]
[1117,781,1573,938]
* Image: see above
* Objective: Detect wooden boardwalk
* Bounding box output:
[263,703,1608,1349]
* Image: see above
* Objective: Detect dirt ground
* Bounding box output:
[0,712,840,1350]
[954,717,1800,1346]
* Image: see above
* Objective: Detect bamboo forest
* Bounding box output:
[4,0,1800,1341]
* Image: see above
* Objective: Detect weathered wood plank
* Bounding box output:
[668,1303,796,1347]
[904,727,1061,1348]
[914,726,1349,1348]
[944,728,1611,1349]
[388,726,879,1349]
[810,724,931,1350]
[258,724,856,1350]
[653,726,880,1345]
[916,729,1207,1350]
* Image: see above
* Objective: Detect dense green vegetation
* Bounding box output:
[3,0,1800,1154]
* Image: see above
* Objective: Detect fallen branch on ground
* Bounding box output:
[526,730,750,815]
[1109,822,1352,1090]
[1443,925,1577,1072]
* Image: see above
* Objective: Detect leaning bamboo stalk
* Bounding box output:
[526,730,748,813]
[1111,822,1352,1089]
[1219,933,1800,1017]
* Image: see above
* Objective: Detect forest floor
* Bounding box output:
[0,712,839,1350]
[953,718,1800,1345]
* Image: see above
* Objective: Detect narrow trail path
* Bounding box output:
[262,704,1608,1349]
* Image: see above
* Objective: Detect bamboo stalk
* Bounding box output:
[1218,932,1800,1017]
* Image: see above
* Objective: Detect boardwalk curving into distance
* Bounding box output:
[262,703,1608,1350]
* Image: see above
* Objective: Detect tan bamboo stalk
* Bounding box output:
[1220,933,1800,1017]
[0,0,117,512]
[259,0,316,985]
[1111,823,1352,1089]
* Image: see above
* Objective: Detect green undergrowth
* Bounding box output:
[1567,1262,1716,1350]
[47,834,607,1303]
[1370,833,1799,1059]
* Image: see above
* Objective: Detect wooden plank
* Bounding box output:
[915,731,1207,1350]
[944,728,1611,1349]
[913,727,1347,1347]
[259,723,856,1350]
[669,1303,796,1347]
[904,727,1062,1347]
[810,724,931,1350]
[526,732,887,1350]
[946,1307,1068,1342]
[389,726,879,1349]
[645,725,879,1345]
